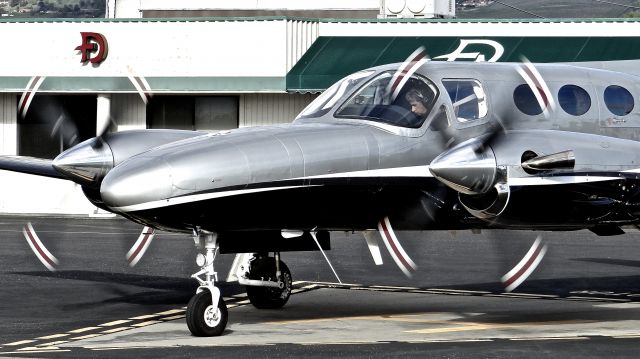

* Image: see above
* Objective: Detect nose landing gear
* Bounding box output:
[187,231,228,337]
[186,231,294,337]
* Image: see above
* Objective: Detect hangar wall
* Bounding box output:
[0,94,16,156]
[112,94,147,131]
[240,93,317,127]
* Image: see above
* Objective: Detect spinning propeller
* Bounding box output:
[17,71,159,271]
[362,50,559,291]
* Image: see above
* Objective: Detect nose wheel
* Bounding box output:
[186,290,228,337]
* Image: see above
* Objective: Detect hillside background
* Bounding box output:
[1,0,639,19]
[456,0,640,18]
[0,0,105,18]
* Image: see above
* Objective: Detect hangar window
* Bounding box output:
[513,84,544,116]
[442,79,487,122]
[604,85,634,116]
[335,71,438,129]
[558,85,591,116]
[147,96,238,131]
[18,95,96,159]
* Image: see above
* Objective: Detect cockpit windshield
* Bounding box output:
[296,70,375,120]
[335,71,438,128]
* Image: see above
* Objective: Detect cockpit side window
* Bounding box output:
[296,70,374,120]
[335,71,438,129]
[442,79,488,122]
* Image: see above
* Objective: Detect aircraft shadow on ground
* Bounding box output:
[12,268,640,309]
[12,270,243,307]
[573,258,640,269]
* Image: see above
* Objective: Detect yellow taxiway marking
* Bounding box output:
[14,348,69,353]
[129,314,160,320]
[101,327,131,334]
[595,303,640,309]
[155,309,185,316]
[406,320,589,334]
[67,327,101,334]
[509,336,589,341]
[132,320,163,327]
[3,340,36,346]
[70,334,102,340]
[266,313,455,326]
[99,320,132,327]
[267,313,591,337]
[371,285,421,290]
[36,333,69,340]
[162,314,186,321]
[37,340,68,347]
[426,288,492,294]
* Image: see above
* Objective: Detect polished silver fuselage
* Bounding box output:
[70,62,640,233]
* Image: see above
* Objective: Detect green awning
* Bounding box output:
[286,36,640,92]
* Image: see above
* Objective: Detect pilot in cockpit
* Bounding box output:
[404,88,432,121]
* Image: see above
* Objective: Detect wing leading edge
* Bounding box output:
[0,156,65,179]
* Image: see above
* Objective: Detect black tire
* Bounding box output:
[246,257,292,309]
[186,290,228,337]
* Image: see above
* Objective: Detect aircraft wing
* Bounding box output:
[0,156,65,179]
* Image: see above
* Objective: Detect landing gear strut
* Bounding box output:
[187,231,228,337]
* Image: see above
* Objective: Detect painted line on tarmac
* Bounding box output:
[99,320,132,327]
[67,327,101,334]
[0,282,322,354]
[36,333,69,340]
[508,336,589,341]
[2,340,35,346]
[4,281,640,354]
[295,281,640,304]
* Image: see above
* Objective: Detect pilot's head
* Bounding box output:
[405,88,430,119]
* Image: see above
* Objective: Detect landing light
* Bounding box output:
[196,253,206,267]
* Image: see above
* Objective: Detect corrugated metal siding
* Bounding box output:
[239,93,317,127]
[0,94,16,155]
[111,94,147,131]
[286,19,319,72]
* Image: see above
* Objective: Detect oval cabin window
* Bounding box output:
[558,85,591,116]
[513,84,544,116]
[604,85,634,116]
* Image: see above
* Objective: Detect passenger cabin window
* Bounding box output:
[604,85,634,116]
[513,84,544,116]
[558,85,591,116]
[442,79,487,122]
[335,71,438,129]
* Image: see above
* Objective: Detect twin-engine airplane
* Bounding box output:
[4,58,640,336]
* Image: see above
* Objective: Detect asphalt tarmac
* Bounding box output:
[1,216,640,358]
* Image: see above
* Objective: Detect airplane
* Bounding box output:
[3,57,640,337]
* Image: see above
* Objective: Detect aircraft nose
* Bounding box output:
[52,137,114,187]
[100,156,172,211]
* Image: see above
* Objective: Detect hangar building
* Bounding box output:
[0,0,639,214]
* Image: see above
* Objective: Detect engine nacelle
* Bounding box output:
[429,138,498,195]
[459,179,510,219]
